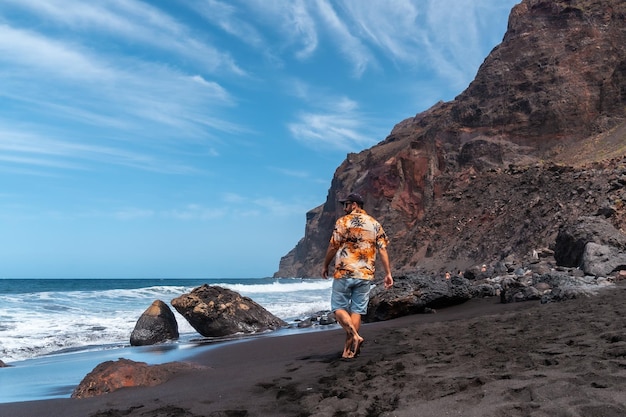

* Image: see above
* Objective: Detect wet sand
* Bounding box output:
[2,283,626,416]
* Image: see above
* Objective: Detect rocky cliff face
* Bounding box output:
[274,0,626,279]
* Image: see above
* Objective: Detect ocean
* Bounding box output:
[0,278,333,403]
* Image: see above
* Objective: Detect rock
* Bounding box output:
[319,312,337,325]
[171,285,287,337]
[501,285,542,303]
[583,242,626,277]
[130,299,179,346]
[0,360,8,368]
[71,358,200,399]
[364,274,471,322]
[471,283,499,298]
[554,216,626,275]
[296,311,336,328]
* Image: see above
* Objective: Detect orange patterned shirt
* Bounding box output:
[328,209,389,280]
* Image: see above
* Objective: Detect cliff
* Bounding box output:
[274,0,626,279]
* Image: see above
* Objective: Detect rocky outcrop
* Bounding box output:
[365,275,471,322]
[555,216,626,276]
[292,254,621,327]
[130,300,179,346]
[275,0,626,279]
[171,285,287,337]
[0,360,8,368]
[71,358,201,399]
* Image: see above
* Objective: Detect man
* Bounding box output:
[322,192,393,358]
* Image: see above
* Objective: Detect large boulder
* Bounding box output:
[130,299,179,346]
[364,274,471,322]
[71,358,200,398]
[583,242,626,277]
[171,285,287,337]
[554,216,626,276]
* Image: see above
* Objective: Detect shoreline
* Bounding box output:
[1,286,625,416]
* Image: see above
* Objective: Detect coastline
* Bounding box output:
[2,285,626,416]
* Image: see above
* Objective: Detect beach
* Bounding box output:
[2,283,626,417]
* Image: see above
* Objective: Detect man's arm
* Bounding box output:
[378,247,393,289]
[322,245,338,279]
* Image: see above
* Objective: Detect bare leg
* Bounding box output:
[334,309,364,358]
[351,312,361,332]
[350,313,364,357]
[350,313,364,356]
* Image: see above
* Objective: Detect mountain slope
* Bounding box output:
[274,0,626,278]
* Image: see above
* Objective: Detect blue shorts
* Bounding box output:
[331,278,372,315]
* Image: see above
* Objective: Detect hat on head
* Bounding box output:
[339,193,364,205]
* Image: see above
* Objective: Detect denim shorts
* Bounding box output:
[331,278,372,315]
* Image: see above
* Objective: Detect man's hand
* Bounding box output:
[323,246,339,280]
[383,273,393,289]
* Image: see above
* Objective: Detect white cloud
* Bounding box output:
[289,111,374,151]
[222,193,246,204]
[164,204,226,221]
[269,167,309,179]
[0,128,200,174]
[341,0,421,64]
[113,208,155,221]
[0,24,114,82]
[284,78,380,151]
[1,0,245,76]
[309,1,371,77]
[0,23,242,152]
[252,197,311,217]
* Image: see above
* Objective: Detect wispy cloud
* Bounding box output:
[1,0,245,76]
[164,204,226,221]
[0,24,114,82]
[288,110,375,151]
[269,167,310,179]
[244,0,319,60]
[284,78,382,151]
[0,128,201,174]
[281,0,515,150]
[0,24,237,131]
[112,208,155,221]
[320,0,511,86]
[313,0,374,77]
[252,197,312,217]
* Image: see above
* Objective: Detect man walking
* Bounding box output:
[322,192,393,358]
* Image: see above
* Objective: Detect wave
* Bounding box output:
[0,278,333,362]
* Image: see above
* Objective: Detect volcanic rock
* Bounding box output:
[71,358,200,399]
[171,285,287,337]
[365,274,472,322]
[130,299,179,346]
[555,216,626,276]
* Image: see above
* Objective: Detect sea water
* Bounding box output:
[0,278,333,403]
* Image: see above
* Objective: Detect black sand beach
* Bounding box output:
[2,283,626,417]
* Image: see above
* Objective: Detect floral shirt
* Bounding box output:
[328,209,389,280]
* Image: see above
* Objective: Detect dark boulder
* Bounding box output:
[71,358,201,398]
[554,216,626,276]
[171,285,287,337]
[365,274,471,322]
[130,300,179,346]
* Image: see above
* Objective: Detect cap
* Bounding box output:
[339,193,364,205]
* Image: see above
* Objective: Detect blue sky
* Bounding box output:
[0,0,519,279]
